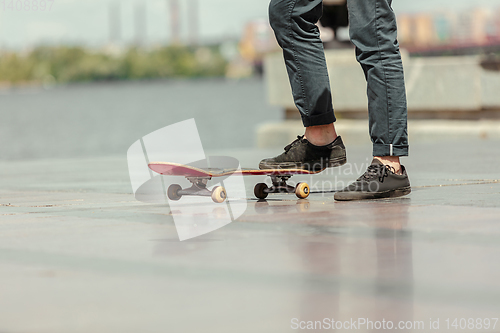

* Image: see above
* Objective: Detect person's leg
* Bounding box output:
[334,0,410,200]
[348,0,409,167]
[259,0,347,170]
[269,0,336,132]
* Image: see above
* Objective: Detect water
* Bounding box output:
[0,78,282,160]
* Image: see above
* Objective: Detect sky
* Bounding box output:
[0,0,500,49]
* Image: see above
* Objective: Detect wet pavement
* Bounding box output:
[0,139,499,332]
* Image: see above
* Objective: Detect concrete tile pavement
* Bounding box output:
[0,139,499,332]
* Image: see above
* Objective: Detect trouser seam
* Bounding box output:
[374,0,392,150]
[287,0,309,118]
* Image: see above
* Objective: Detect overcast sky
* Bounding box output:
[0,0,500,49]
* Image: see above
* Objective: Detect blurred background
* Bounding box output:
[1,0,500,159]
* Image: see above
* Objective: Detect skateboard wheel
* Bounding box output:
[167,184,182,201]
[295,182,310,199]
[254,183,269,200]
[211,186,227,203]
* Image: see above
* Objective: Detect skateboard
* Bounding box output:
[148,162,324,203]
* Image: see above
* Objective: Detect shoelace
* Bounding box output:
[284,135,304,153]
[358,164,396,183]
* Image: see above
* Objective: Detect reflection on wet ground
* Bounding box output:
[0,141,499,332]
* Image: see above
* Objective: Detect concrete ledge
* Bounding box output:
[256,120,500,148]
[265,49,500,114]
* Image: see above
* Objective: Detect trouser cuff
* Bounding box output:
[301,111,336,127]
[373,143,409,157]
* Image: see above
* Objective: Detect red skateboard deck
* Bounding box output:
[148,162,323,177]
[148,162,323,202]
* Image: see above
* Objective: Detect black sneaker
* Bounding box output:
[259,135,347,171]
[334,159,411,201]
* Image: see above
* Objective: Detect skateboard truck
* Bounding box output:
[254,175,310,200]
[167,177,227,203]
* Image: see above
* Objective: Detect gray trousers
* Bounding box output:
[269,0,409,157]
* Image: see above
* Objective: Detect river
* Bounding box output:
[0,78,282,160]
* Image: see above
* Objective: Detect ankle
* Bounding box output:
[304,123,338,146]
[374,156,402,174]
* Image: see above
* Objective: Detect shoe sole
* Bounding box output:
[334,186,412,201]
[259,156,347,171]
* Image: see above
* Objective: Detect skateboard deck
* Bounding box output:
[148,161,324,202]
[148,162,322,177]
